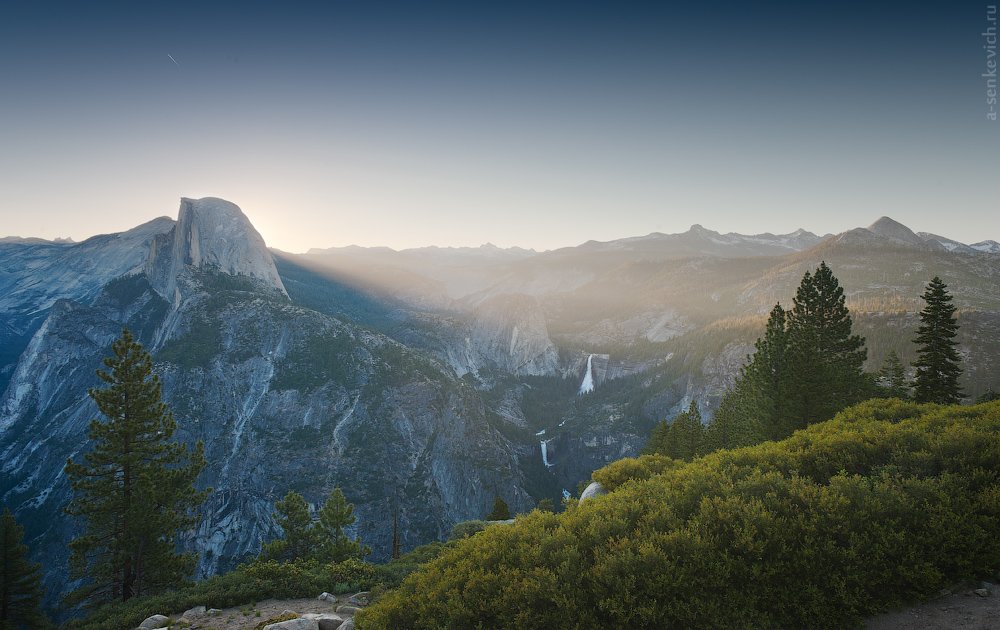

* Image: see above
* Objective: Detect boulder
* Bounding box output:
[347,591,370,606]
[207,608,223,615]
[138,615,171,629]
[138,614,171,630]
[318,591,338,603]
[336,605,362,615]
[302,613,345,629]
[579,481,606,503]
[263,619,319,630]
[340,620,355,630]
[183,605,207,618]
[975,588,990,597]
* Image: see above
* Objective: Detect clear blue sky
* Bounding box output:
[0,1,996,251]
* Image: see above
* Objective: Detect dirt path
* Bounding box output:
[866,587,999,629]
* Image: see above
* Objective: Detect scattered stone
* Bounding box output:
[302,613,345,629]
[347,591,370,606]
[318,592,338,603]
[267,620,312,630]
[183,605,207,618]
[207,608,223,615]
[975,588,990,597]
[138,614,170,629]
[335,605,362,615]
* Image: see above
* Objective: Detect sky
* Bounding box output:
[0,1,997,252]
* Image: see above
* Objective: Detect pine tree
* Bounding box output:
[316,488,368,562]
[261,491,318,563]
[262,488,369,563]
[702,381,766,453]
[784,262,868,430]
[1,508,49,629]
[877,350,910,399]
[912,277,963,404]
[977,387,1000,403]
[742,304,790,439]
[644,401,704,461]
[486,497,510,521]
[64,328,207,607]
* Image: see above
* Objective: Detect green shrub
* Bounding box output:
[357,399,1000,629]
[590,453,682,491]
[449,520,488,540]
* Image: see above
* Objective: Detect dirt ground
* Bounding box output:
[169,588,999,629]
[866,588,1000,629]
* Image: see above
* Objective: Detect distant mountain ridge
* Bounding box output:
[3,200,1000,618]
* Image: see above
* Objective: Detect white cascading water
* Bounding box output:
[578,353,595,394]
[541,439,554,467]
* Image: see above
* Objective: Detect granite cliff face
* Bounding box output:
[0,199,532,610]
[4,204,1000,617]
[146,197,287,302]
[0,216,174,390]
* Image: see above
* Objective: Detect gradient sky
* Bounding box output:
[0,1,997,251]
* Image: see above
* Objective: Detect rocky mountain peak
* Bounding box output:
[866,216,924,246]
[145,197,286,300]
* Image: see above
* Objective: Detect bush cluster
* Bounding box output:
[357,400,1000,629]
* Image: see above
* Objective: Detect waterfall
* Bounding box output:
[540,439,554,467]
[578,353,595,394]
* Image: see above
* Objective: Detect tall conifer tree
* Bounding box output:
[743,304,790,439]
[877,350,910,399]
[785,262,867,430]
[912,277,963,404]
[64,329,207,607]
[1,508,49,629]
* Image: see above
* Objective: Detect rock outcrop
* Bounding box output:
[146,197,286,302]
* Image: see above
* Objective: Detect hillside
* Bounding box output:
[357,399,1000,629]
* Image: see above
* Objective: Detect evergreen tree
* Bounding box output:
[262,488,368,563]
[642,419,671,456]
[261,491,318,563]
[977,387,1000,403]
[784,262,868,430]
[1,508,49,630]
[742,304,790,439]
[644,401,704,461]
[912,277,963,404]
[64,329,207,607]
[702,381,766,453]
[316,488,368,562]
[486,497,511,521]
[877,351,910,399]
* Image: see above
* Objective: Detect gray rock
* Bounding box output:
[578,481,606,503]
[335,605,362,615]
[263,619,318,630]
[207,608,223,615]
[975,588,990,597]
[318,591,338,603]
[347,591,370,606]
[138,615,170,629]
[302,613,344,630]
[183,605,206,617]
[339,620,355,630]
